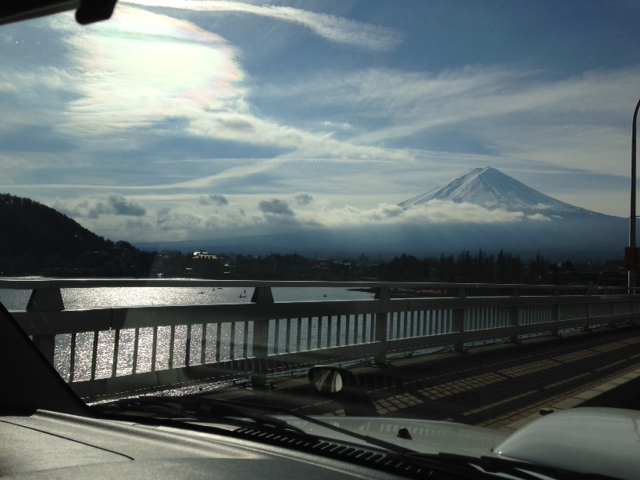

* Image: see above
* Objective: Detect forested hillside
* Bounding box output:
[0,193,132,275]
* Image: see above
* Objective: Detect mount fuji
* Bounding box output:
[392,166,626,260]
[399,166,603,219]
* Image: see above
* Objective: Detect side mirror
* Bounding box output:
[308,366,354,394]
[307,366,377,416]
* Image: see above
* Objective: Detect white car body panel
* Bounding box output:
[496,407,640,480]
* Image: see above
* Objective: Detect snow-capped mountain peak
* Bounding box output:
[399,166,597,217]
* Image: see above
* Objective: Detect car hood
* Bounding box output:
[495,407,640,480]
[283,416,508,458]
[286,407,640,479]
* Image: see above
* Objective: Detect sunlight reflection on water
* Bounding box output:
[63,286,250,309]
[0,284,373,383]
[0,285,373,310]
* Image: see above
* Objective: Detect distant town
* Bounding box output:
[16,245,627,287]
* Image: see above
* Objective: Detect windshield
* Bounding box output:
[2,0,640,469]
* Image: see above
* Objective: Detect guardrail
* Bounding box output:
[2,279,638,401]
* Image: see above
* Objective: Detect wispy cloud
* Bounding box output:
[259,66,639,177]
[185,112,414,163]
[12,6,411,195]
[122,0,402,51]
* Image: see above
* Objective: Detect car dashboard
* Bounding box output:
[0,409,407,480]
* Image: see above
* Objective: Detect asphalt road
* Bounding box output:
[356,324,640,429]
[224,323,640,431]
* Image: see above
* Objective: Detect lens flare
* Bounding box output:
[60,6,245,134]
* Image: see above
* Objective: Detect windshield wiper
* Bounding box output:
[402,452,619,480]
[94,395,307,435]
[93,394,414,455]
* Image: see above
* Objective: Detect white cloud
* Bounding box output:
[527,213,552,221]
[199,194,229,206]
[258,198,294,216]
[109,195,146,216]
[294,193,314,205]
[122,0,401,51]
[52,193,536,244]
[55,194,146,218]
[303,201,525,228]
[0,67,78,132]
[322,120,354,131]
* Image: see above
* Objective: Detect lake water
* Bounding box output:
[0,283,375,310]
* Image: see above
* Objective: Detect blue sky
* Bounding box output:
[1,1,640,245]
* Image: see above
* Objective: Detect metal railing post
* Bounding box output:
[373,286,390,365]
[510,288,521,344]
[251,287,273,386]
[583,300,593,332]
[26,287,64,364]
[551,288,561,337]
[452,287,465,353]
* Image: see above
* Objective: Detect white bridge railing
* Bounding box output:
[2,279,638,402]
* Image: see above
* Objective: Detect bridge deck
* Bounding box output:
[211,323,640,431]
[357,324,640,430]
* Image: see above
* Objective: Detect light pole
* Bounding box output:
[628,98,640,292]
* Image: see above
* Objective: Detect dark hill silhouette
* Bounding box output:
[0,193,118,275]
